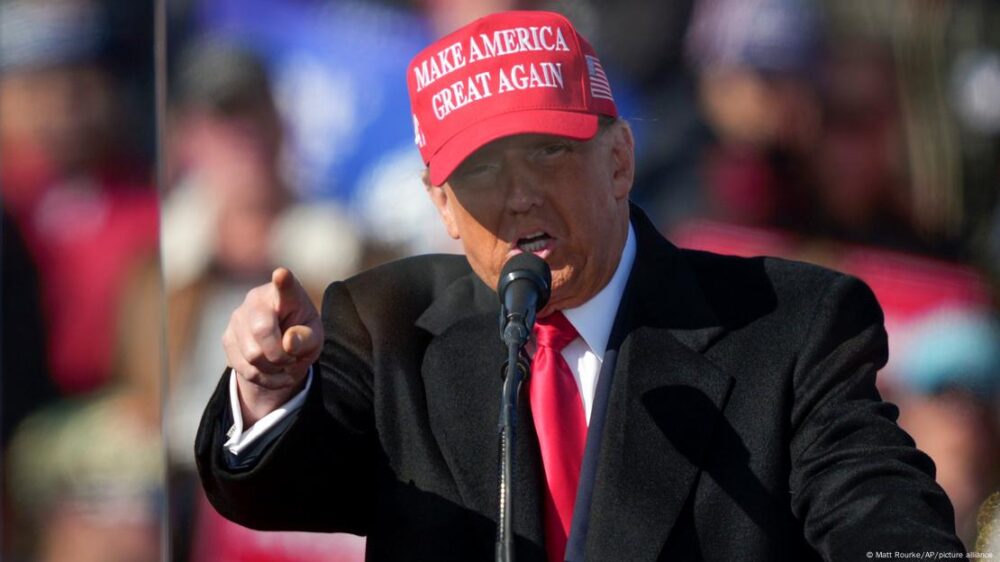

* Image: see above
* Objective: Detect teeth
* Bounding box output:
[515,231,549,252]
[518,238,548,252]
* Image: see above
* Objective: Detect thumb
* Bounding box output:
[283,324,320,359]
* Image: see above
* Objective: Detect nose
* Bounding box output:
[502,165,544,214]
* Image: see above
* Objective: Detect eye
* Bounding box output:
[450,162,499,192]
[543,145,565,156]
[456,164,499,186]
[537,142,570,158]
[454,159,497,179]
[469,163,498,175]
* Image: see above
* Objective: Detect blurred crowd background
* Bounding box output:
[1,0,999,560]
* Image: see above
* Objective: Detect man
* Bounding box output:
[197,11,965,561]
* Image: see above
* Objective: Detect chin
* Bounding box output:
[542,287,570,314]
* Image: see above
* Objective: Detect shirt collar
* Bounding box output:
[562,223,636,362]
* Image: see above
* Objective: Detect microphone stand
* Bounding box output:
[496,319,529,562]
[493,253,549,562]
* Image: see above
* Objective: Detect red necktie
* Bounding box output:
[529,312,587,562]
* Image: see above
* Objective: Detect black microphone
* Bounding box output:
[497,253,551,348]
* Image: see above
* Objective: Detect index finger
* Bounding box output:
[271,266,321,332]
[272,267,299,305]
[272,267,307,321]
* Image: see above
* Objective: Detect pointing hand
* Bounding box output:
[222,267,323,425]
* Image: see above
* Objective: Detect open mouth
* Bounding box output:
[516,231,552,253]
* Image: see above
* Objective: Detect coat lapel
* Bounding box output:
[582,208,735,561]
[416,271,547,560]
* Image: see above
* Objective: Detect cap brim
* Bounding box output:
[427,110,599,186]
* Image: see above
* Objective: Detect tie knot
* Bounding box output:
[533,311,579,352]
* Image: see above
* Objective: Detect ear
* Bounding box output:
[608,120,635,200]
[423,171,461,239]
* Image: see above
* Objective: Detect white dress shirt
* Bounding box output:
[225,224,637,456]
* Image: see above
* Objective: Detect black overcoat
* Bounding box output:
[196,207,963,561]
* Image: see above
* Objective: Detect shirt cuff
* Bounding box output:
[224,367,313,456]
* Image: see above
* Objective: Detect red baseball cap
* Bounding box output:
[407,11,618,186]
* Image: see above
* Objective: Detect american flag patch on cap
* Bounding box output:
[585,55,614,101]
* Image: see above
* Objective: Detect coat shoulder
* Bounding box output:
[680,248,843,291]
[676,248,880,329]
[322,254,474,332]
[343,254,471,298]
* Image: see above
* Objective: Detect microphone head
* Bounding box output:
[497,252,552,311]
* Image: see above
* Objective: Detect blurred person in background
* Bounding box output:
[684,0,823,231]
[182,0,431,206]
[4,256,163,562]
[1,0,160,559]
[681,0,956,256]
[0,0,159,395]
[889,308,1000,547]
[162,38,363,562]
[181,0,590,262]
[809,43,923,252]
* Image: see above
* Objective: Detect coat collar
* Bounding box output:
[615,203,725,353]
[414,263,496,337]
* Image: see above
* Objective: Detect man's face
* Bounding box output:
[426,119,634,314]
